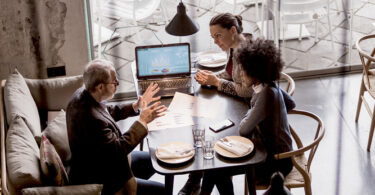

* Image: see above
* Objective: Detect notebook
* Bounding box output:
[135,43,194,97]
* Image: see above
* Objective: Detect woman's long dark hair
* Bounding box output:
[209,13,243,33]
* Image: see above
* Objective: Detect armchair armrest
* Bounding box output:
[21,184,103,195]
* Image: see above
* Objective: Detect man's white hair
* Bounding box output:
[83,59,115,92]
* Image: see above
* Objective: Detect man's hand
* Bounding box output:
[139,101,167,126]
[134,83,161,110]
[194,70,219,87]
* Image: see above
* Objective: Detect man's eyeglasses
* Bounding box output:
[105,78,119,86]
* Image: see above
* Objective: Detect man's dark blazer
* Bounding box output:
[66,88,147,195]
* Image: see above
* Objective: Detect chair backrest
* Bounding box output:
[280,72,295,96]
[280,0,329,13]
[223,0,249,4]
[275,109,325,173]
[356,34,375,90]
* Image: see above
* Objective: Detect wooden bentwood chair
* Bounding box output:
[280,72,296,96]
[245,110,325,195]
[355,34,375,151]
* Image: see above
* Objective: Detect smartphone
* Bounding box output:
[209,119,234,132]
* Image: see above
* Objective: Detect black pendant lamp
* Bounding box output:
[165,0,199,36]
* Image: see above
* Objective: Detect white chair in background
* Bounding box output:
[197,0,262,20]
[279,0,334,45]
[259,0,334,47]
[94,0,169,57]
[99,0,168,24]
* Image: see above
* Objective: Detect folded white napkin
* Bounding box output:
[157,145,194,159]
[216,139,251,156]
[198,53,227,64]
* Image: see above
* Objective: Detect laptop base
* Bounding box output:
[139,86,194,98]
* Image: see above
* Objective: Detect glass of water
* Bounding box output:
[203,136,214,159]
[192,125,205,148]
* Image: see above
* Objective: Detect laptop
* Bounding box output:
[135,43,194,97]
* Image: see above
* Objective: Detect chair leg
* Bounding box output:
[260,0,265,37]
[273,16,278,47]
[160,0,169,24]
[355,78,365,122]
[212,0,217,13]
[305,182,312,195]
[255,0,259,21]
[367,105,375,151]
[314,21,318,43]
[282,21,286,46]
[334,0,339,10]
[326,5,334,48]
[299,24,302,41]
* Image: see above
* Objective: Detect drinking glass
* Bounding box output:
[192,125,205,148]
[203,136,214,159]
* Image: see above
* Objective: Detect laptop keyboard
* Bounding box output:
[139,78,192,90]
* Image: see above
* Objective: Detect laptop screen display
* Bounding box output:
[136,43,190,78]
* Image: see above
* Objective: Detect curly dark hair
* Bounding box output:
[234,38,284,84]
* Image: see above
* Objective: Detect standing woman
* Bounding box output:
[195,13,253,97]
[199,38,295,195]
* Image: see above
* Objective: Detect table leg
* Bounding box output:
[165,175,174,195]
[245,166,256,195]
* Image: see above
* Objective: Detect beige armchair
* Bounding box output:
[0,70,103,195]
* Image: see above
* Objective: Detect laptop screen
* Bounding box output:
[135,43,191,79]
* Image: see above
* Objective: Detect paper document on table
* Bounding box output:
[147,111,194,131]
[168,92,220,118]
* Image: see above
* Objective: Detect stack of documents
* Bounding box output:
[148,92,222,131]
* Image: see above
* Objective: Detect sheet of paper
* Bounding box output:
[168,92,221,118]
[147,111,194,131]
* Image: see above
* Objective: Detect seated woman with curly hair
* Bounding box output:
[199,38,296,195]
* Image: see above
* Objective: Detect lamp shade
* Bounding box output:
[165,2,199,36]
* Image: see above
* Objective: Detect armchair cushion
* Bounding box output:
[21,184,103,195]
[42,110,70,164]
[40,134,69,186]
[4,69,41,137]
[6,115,42,190]
[25,75,83,111]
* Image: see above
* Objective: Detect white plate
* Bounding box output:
[156,142,195,164]
[214,136,254,158]
[197,51,227,68]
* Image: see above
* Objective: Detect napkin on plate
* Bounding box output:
[157,145,194,159]
[216,139,252,156]
[198,53,227,64]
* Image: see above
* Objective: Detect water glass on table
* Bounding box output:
[192,125,205,148]
[203,136,214,159]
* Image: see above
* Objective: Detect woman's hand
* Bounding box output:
[194,70,220,87]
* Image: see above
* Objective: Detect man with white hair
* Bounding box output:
[67,59,167,195]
